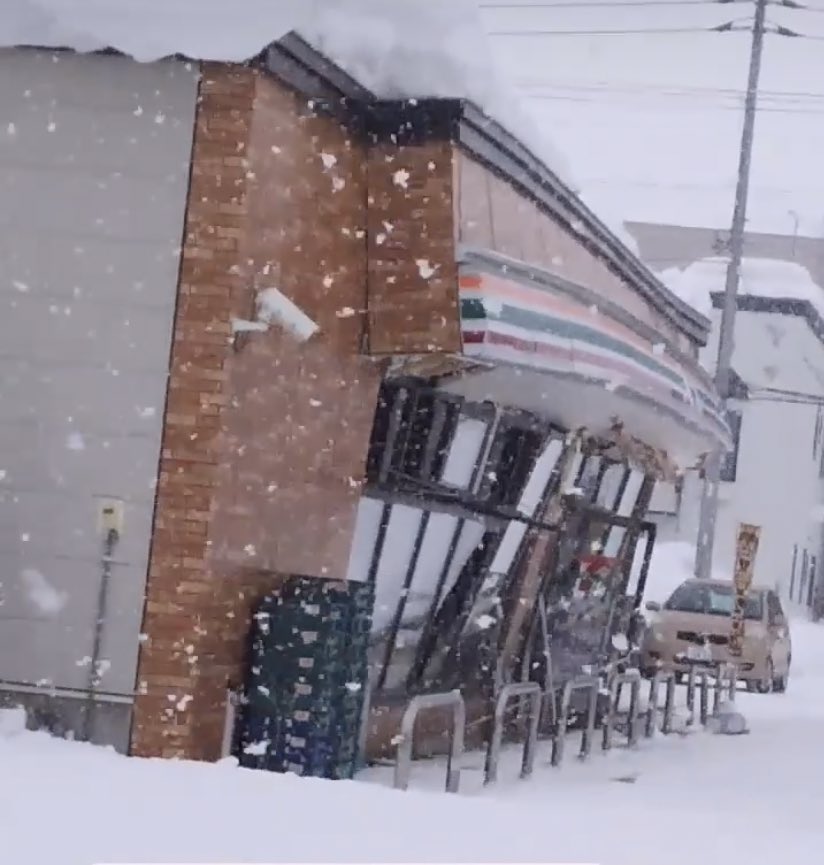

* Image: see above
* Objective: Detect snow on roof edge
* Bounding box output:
[1,0,707,340]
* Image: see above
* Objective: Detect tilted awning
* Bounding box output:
[433,250,731,471]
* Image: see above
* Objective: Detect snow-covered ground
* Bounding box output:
[3,616,823,865]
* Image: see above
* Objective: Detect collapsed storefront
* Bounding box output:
[0,26,729,762]
[342,247,731,757]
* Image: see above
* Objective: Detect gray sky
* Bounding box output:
[480,0,824,236]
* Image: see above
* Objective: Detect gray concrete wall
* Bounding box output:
[0,49,199,721]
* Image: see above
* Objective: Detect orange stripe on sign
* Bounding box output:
[458,273,483,289]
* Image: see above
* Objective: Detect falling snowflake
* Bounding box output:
[320,152,337,169]
[66,432,85,451]
[392,168,410,189]
[20,569,66,616]
[475,614,496,631]
[416,259,438,280]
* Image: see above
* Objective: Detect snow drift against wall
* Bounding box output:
[660,257,824,319]
[0,0,575,187]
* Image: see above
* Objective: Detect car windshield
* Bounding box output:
[664,582,762,621]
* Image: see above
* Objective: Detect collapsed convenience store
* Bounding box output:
[0,29,731,767]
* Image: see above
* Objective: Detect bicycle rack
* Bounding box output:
[220,688,241,759]
[686,666,710,726]
[713,663,738,713]
[484,681,542,785]
[356,678,372,770]
[602,669,641,751]
[645,669,676,737]
[550,675,599,767]
[393,691,466,793]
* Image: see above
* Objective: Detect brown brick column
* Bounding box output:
[366,135,462,356]
[132,63,381,761]
[130,64,258,760]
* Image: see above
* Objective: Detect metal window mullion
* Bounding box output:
[376,510,432,691]
[380,386,408,482]
[366,503,393,587]
[420,398,450,481]
[407,408,502,689]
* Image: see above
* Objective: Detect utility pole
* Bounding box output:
[694,0,768,581]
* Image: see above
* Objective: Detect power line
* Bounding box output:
[524,92,824,114]
[487,23,824,38]
[479,0,824,9]
[487,26,734,35]
[480,0,738,7]
[514,79,824,99]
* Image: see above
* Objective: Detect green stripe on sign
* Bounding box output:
[460,295,682,389]
[461,298,487,320]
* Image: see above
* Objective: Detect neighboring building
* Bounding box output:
[627,220,824,287]
[0,33,729,762]
[645,253,824,615]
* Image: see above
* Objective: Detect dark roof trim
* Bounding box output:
[710,291,824,348]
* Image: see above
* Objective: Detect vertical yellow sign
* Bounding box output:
[730,523,761,656]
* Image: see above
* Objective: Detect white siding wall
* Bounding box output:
[655,307,824,610]
[0,50,199,702]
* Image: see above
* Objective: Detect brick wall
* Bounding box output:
[366,140,462,355]
[456,153,692,354]
[131,64,382,760]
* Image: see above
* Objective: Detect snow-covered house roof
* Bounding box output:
[661,257,824,321]
[1,0,711,345]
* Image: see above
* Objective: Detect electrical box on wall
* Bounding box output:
[97,499,125,535]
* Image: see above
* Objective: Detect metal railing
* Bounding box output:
[602,669,641,751]
[713,662,738,712]
[221,689,241,759]
[550,675,599,767]
[645,669,676,737]
[686,666,710,726]
[484,681,542,785]
[393,691,466,793]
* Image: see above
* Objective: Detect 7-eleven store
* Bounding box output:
[348,245,730,754]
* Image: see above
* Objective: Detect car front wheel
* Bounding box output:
[774,662,790,694]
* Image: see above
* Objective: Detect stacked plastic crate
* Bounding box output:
[238,576,373,780]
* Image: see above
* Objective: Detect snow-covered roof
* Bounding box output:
[1,0,575,186]
[2,0,709,340]
[660,257,824,320]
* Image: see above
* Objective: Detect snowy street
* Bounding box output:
[3,618,823,865]
[1,3,823,864]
